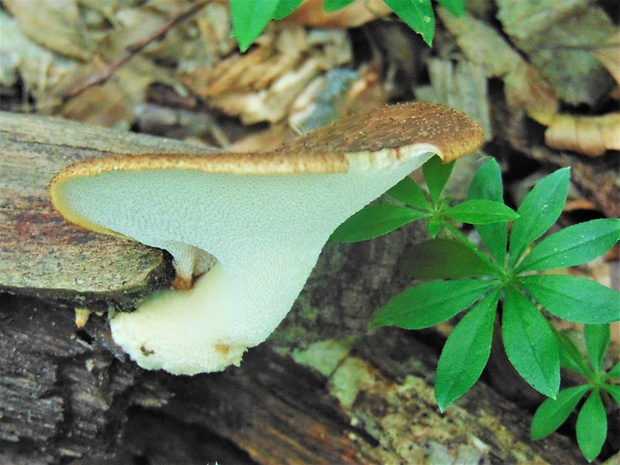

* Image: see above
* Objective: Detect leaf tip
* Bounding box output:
[369,318,386,328]
[436,399,450,412]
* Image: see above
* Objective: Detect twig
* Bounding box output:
[62,0,210,102]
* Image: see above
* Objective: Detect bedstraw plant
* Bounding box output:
[533,324,620,461]
[226,0,620,459]
[229,0,466,51]
[331,156,620,461]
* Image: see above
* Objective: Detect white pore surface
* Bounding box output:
[58,148,435,374]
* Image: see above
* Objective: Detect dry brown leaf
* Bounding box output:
[37,55,172,128]
[437,7,559,124]
[439,7,620,156]
[284,0,391,28]
[592,29,620,102]
[504,61,559,126]
[437,7,522,78]
[0,11,77,99]
[591,30,620,86]
[227,124,295,153]
[231,66,388,152]
[5,1,356,130]
[181,25,352,124]
[563,198,598,212]
[496,1,615,106]
[289,68,364,134]
[3,0,93,61]
[545,112,620,157]
[4,1,193,126]
[537,28,620,157]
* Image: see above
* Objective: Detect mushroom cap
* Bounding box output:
[51,102,482,180]
[49,102,484,374]
[50,102,483,240]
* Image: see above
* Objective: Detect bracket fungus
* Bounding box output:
[50,102,484,375]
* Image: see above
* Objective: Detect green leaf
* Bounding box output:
[435,289,500,410]
[323,0,355,12]
[400,238,496,279]
[437,0,465,16]
[584,324,610,374]
[387,176,429,210]
[330,204,427,243]
[555,330,592,377]
[371,279,496,329]
[516,219,620,273]
[576,391,607,462]
[427,217,442,238]
[445,199,518,224]
[468,158,504,202]
[230,0,280,52]
[384,0,435,46]
[519,275,620,324]
[604,384,620,404]
[531,385,590,440]
[508,168,570,267]
[468,158,508,265]
[605,361,620,380]
[502,287,560,398]
[422,155,454,204]
[273,0,304,19]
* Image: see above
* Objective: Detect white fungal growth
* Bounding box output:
[53,148,434,374]
[50,102,485,375]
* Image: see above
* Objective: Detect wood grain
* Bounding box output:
[0,112,212,305]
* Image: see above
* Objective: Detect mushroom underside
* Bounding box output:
[54,149,436,374]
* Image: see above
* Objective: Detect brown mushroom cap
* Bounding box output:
[51,102,483,180]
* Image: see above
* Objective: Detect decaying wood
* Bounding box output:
[0,112,595,464]
[0,112,214,307]
[0,291,590,465]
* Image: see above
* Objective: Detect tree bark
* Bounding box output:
[1,291,589,465]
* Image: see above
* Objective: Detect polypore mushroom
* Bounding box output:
[50,102,484,375]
